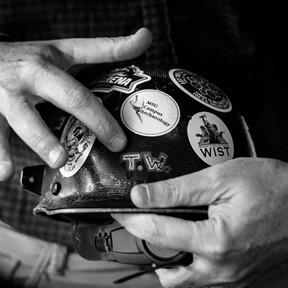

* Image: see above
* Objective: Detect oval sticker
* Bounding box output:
[120,89,180,137]
[169,68,232,112]
[187,112,234,165]
[60,116,96,177]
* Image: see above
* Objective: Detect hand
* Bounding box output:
[0,28,152,181]
[113,157,288,288]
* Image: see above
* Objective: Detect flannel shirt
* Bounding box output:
[0,0,282,246]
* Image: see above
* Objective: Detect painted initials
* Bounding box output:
[121,151,171,173]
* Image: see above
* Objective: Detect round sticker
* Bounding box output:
[60,116,96,177]
[120,89,180,137]
[187,112,234,165]
[169,68,232,112]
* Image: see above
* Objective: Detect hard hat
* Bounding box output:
[21,65,255,219]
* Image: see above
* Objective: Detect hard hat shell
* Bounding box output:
[24,65,255,219]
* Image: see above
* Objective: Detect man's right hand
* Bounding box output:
[0,28,152,181]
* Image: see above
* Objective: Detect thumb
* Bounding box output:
[131,166,218,208]
[0,115,14,181]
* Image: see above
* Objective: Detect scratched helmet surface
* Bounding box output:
[25,65,255,218]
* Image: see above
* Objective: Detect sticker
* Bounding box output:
[121,151,171,173]
[187,112,234,165]
[90,65,151,94]
[60,116,96,177]
[169,68,232,112]
[120,89,180,137]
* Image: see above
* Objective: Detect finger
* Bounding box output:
[27,62,126,152]
[156,266,197,288]
[0,115,14,181]
[155,258,216,288]
[4,95,67,168]
[156,257,247,288]
[52,27,153,67]
[112,213,218,255]
[131,166,218,208]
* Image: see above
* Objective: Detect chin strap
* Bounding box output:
[114,254,193,284]
[114,263,169,284]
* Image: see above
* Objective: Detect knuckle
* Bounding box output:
[4,97,27,122]
[30,134,60,164]
[224,268,241,284]
[206,164,230,191]
[210,236,230,262]
[159,279,176,288]
[17,44,68,73]
[141,217,161,243]
[208,164,223,183]
[0,88,11,113]
[0,161,14,181]
[110,37,125,61]
[206,219,232,262]
[16,44,58,73]
[92,115,115,141]
[28,133,49,155]
[28,45,47,60]
[64,88,91,110]
[215,265,241,285]
[22,44,55,63]
[103,36,126,61]
[1,43,54,68]
[35,44,58,61]
[211,243,228,262]
[20,127,54,161]
[93,118,108,135]
[18,53,48,76]
[162,179,182,205]
[4,99,53,160]
[37,43,68,68]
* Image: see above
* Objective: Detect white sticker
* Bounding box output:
[169,68,232,112]
[60,116,96,177]
[187,112,234,165]
[120,89,180,137]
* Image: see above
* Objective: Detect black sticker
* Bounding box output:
[169,69,232,112]
[90,65,151,94]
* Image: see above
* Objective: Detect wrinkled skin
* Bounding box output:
[113,157,288,288]
[0,28,152,181]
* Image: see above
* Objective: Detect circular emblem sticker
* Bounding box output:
[60,116,96,177]
[121,89,180,137]
[187,112,234,166]
[169,68,232,112]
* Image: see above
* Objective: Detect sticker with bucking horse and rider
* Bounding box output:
[187,112,234,165]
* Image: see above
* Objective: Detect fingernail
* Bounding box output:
[109,135,127,152]
[131,185,150,207]
[49,147,67,168]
